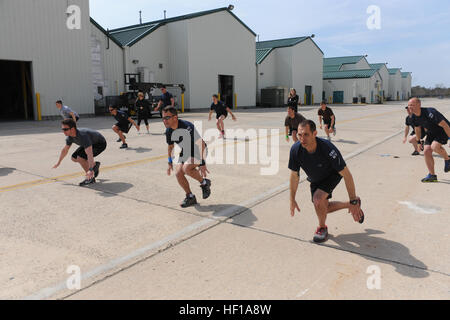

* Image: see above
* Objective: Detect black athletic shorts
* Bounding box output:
[216,112,228,120]
[72,142,107,160]
[289,127,298,136]
[425,130,448,146]
[309,172,342,202]
[410,127,426,138]
[115,122,130,133]
[179,145,208,165]
[323,120,335,129]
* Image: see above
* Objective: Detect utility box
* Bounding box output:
[260,87,287,108]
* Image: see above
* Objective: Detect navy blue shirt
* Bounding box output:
[114,110,129,125]
[166,120,203,160]
[288,138,346,183]
[411,107,449,135]
[160,92,173,107]
[210,101,228,115]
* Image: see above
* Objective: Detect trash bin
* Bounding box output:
[361,97,366,104]
[353,97,358,104]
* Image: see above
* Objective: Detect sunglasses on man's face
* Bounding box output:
[162,115,174,121]
[62,128,70,131]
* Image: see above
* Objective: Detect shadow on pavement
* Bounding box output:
[0,167,15,177]
[334,139,358,145]
[88,180,134,198]
[126,147,152,154]
[327,229,429,278]
[195,204,257,226]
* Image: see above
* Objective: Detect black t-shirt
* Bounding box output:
[318,107,334,123]
[114,110,129,125]
[160,92,173,107]
[136,99,151,114]
[288,138,346,183]
[284,113,306,131]
[411,107,449,136]
[288,95,299,112]
[66,128,106,148]
[166,120,203,160]
[210,101,228,115]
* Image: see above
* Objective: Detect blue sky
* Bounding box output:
[90,0,450,87]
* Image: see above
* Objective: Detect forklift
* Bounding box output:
[119,73,186,119]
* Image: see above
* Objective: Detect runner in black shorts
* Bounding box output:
[408,98,450,182]
[318,101,336,141]
[53,119,106,186]
[109,106,138,149]
[163,106,211,208]
[135,91,151,134]
[288,120,364,243]
[284,105,306,143]
[403,106,426,155]
[208,94,236,139]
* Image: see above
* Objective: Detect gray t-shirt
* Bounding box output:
[60,105,79,119]
[66,128,106,148]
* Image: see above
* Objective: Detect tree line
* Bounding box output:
[412,84,450,97]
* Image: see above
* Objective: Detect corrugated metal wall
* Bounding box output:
[0,0,93,118]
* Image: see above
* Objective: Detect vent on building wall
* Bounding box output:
[159,63,163,69]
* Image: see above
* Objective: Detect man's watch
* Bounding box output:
[350,199,359,205]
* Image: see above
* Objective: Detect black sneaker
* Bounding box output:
[200,179,211,199]
[93,161,101,178]
[421,174,438,183]
[313,226,328,243]
[79,177,96,186]
[120,143,128,149]
[180,195,197,208]
[411,151,420,156]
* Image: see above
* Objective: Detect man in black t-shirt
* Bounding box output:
[284,105,306,143]
[408,98,450,182]
[53,119,106,186]
[163,106,211,208]
[208,94,236,138]
[288,120,364,243]
[318,101,336,141]
[155,86,175,112]
[109,106,138,149]
[403,106,426,156]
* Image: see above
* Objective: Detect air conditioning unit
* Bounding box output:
[137,67,150,83]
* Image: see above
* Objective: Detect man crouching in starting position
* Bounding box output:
[288,120,364,243]
[163,106,211,207]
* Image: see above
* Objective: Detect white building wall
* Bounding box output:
[377,65,389,98]
[401,74,412,100]
[323,75,379,104]
[273,47,293,90]
[0,0,93,118]
[292,39,323,105]
[90,23,124,96]
[128,26,169,84]
[388,71,402,100]
[257,51,277,103]
[187,11,256,109]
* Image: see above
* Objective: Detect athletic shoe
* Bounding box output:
[313,226,328,243]
[116,135,125,142]
[180,195,197,208]
[79,177,95,186]
[421,174,438,183]
[445,159,450,173]
[200,179,211,199]
[120,143,128,149]
[411,151,420,156]
[93,161,100,178]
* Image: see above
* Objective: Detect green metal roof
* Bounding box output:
[256,48,273,64]
[323,65,341,72]
[388,68,401,75]
[256,36,323,64]
[323,69,378,80]
[109,7,256,47]
[401,72,411,78]
[323,56,365,67]
[370,63,387,70]
[90,18,125,48]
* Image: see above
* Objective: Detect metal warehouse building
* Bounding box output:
[0,2,256,120]
[256,37,323,106]
[0,0,93,120]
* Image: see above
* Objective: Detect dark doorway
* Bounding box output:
[218,75,234,108]
[333,91,344,103]
[305,85,312,105]
[0,60,34,120]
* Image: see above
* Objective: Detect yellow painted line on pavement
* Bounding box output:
[0,109,403,194]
